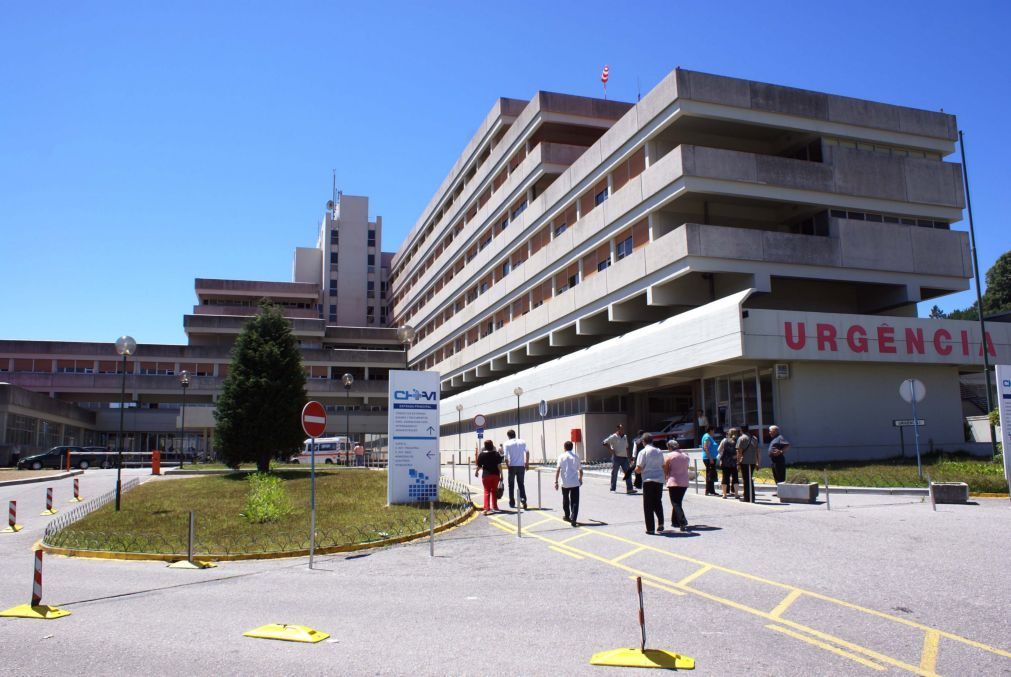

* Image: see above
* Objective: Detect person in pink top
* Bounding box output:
[663,440,691,532]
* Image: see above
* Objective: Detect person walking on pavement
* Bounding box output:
[737,424,760,503]
[500,429,529,509]
[719,428,740,499]
[634,433,665,534]
[475,439,503,515]
[663,440,691,531]
[554,440,583,527]
[700,425,719,496]
[603,424,634,493]
[768,425,790,485]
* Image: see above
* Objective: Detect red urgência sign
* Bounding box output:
[783,321,997,357]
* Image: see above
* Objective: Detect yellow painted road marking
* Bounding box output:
[549,545,583,560]
[559,531,592,545]
[610,546,645,564]
[484,510,1011,672]
[766,624,886,672]
[676,565,712,588]
[920,630,940,675]
[531,512,1011,663]
[639,576,687,597]
[769,588,804,619]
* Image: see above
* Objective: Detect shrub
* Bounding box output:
[243,472,292,523]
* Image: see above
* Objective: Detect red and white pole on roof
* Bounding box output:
[601,65,610,100]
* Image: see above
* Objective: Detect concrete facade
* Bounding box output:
[387,68,996,462]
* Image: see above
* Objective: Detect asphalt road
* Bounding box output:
[1,467,1009,675]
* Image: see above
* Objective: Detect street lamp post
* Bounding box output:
[456,403,463,457]
[179,370,190,469]
[396,324,416,368]
[342,373,354,465]
[513,386,523,437]
[114,335,137,512]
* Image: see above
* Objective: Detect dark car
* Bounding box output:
[17,446,108,470]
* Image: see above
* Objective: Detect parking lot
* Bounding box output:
[1,468,1009,675]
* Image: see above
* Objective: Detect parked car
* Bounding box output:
[17,446,110,470]
[648,416,696,448]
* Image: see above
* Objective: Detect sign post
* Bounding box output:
[899,379,926,480]
[388,371,441,504]
[995,365,1011,503]
[301,401,327,569]
[538,399,548,464]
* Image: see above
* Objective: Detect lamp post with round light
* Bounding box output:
[513,386,523,438]
[114,335,137,511]
[178,370,190,469]
[396,324,416,368]
[342,373,354,464]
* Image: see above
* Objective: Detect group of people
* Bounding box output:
[603,425,693,534]
[473,420,789,537]
[699,424,790,502]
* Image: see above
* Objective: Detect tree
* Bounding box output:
[928,305,947,319]
[214,301,307,472]
[982,250,1011,315]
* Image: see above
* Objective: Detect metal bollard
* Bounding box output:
[694,459,699,494]
[429,501,435,557]
[824,469,831,511]
[451,459,456,481]
[516,503,522,538]
[187,511,195,563]
[927,474,936,512]
[537,469,542,510]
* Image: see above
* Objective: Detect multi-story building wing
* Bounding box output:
[0,195,401,462]
[391,68,1010,461]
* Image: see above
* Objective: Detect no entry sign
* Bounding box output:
[301,401,327,438]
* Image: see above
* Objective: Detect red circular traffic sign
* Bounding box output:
[301,401,327,438]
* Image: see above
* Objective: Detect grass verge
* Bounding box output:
[753,452,1008,494]
[49,470,465,556]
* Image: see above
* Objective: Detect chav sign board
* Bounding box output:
[387,370,440,504]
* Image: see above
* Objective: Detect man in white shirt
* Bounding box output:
[555,441,583,526]
[501,429,529,509]
[602,424,634,493]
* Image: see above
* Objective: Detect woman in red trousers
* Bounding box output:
[475,439,503,514]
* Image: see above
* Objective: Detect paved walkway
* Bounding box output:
[1,467,1008,675]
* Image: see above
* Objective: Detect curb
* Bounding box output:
[0,470,84,488]
[41,505,478,563]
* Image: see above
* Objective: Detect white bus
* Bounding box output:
[293,437,350,465]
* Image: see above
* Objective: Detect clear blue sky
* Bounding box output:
[2,1,1008,345]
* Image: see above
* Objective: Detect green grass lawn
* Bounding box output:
[753,453,1008,494]
[49,470,467,556]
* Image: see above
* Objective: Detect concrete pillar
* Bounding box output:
[644,140,655,168]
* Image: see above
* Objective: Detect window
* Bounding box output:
[511,200,527,219]
[597,258,611,272]
[330,252,339,265]
[367,254,375,265]
[615,236,633,260]
[594,188,609,206]
[480,234,492,250]
[500,217,509,232]
[367,281,375,292]
[367,229,376,247]
[479,281,489,295]
[501,261,511,277]
[554,223,567,237]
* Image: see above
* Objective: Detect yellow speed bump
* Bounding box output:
[243,624,329,643]
[0,604,71,620]
[591,648,695,670]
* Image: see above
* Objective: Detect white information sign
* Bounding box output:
[996,365,1011,493]
[388,370,441,504]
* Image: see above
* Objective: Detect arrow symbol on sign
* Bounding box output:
[426,450,435,459]
[427,426,435,435]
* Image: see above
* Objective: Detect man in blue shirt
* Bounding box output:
[701,426,719,496]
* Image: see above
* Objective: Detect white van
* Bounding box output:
[293,437,350,464]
